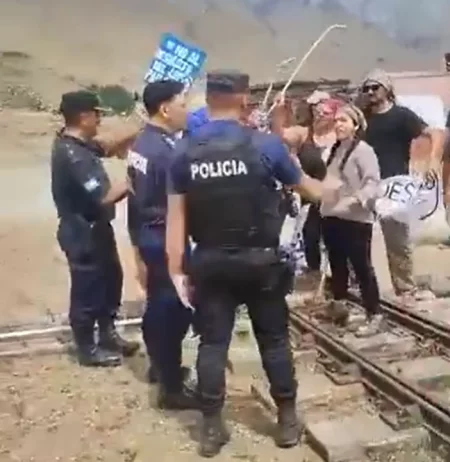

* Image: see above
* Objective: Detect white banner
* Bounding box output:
[374,172,440,225]
[282,173,441,274]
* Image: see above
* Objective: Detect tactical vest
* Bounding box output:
[186,128,281,248]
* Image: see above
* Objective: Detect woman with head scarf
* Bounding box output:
[272,91,342,284]
[321,103,382,337]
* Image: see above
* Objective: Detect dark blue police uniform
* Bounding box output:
[185,106,209,137]
[168,71,302,456]
[51,134,123,359]
[128,123,193,399]
[51,90,139,367]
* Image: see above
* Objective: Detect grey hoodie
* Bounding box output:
[320,139,381,223]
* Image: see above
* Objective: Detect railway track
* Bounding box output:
[349,292,450,353]
[0,317,144,358]
[252,294,450,461]
[2,294,450,460]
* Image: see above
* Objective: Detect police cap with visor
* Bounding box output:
[59,90,104,119]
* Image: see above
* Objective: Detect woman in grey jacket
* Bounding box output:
[321,104,382,337]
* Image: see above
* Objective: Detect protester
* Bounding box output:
[51,90,140,367]
[272,91,341,285]
[127,80,195,408]
[361,69,441,301]
[321,104,382,336]
[165,70,342,457]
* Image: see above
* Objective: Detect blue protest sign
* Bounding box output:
[144,33,207,86]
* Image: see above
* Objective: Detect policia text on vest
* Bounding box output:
[190,159,248,180]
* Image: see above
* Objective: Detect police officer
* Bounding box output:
[127,80,195,409]
[51,90,140,367]
[166,71,338,457]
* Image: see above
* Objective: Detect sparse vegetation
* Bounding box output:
[85,84,135,116]
[0,50,31,60]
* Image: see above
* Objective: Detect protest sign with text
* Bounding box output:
[374,172,440,226]
[144,33,207,87]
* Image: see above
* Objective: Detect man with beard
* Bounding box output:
[361,69,441,300]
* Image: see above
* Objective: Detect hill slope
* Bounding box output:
[0,0,440,106]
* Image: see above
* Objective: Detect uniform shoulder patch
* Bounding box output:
[83,177,101,192]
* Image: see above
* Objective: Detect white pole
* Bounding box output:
[0,317,143,342]
[261,57,296,110]
[267,24,347,115]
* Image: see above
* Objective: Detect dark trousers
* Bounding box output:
[322,217,380,316]
[303,204,322,271]
[138,227,192,393]
[190,248,297,416]
[65,221,123,330]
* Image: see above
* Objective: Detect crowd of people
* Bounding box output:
[50,67,444,458]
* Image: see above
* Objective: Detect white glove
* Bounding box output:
[171,273,195,312]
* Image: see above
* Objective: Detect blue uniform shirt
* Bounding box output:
[185,106,209,137]
[169,119,301,194]
[127,124,176,243]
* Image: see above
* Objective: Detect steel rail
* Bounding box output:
[348,292,450,350]
[0,317,143,342]
[290,311,450,444]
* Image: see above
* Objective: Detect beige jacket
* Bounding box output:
[321,140,380,223]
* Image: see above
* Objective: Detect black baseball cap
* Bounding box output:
[206,70,250,94]
[59,90,104,117]
[142,79,185,116]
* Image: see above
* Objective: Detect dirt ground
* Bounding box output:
[0,109,322,462]
[1,109,450,461]
[0,1,447,458]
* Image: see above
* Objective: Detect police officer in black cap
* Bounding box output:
[51,90,140,367]
[166,70,339,457]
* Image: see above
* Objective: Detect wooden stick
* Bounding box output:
[267,24,347,115]
[261,57,296,110]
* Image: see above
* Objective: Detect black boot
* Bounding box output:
[72,325,121,368]
[199,413,231,458]
[148,364,160,384]
[98,320,140,357]
[157,387,198,410]
[147,365,191,384]
[275,401,302,448]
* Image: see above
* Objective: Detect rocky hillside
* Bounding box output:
[0,0,441,108]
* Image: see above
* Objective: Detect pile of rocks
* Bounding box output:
[0,84,52,112]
